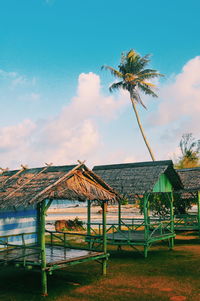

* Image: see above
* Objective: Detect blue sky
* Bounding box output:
[0,0,200,168]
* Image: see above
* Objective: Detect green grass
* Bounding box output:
[0,232,200,301]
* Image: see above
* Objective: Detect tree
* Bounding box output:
[102,49,163,161]
[175,133,200,169]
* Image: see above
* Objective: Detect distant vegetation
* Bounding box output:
[175,133,200,169]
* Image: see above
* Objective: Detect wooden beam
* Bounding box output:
[3,164,52,201]
[102,201,107,275]
[169,192,174,249]
[28,163,83,205]
[1,165,27,187]
[198,191,200,236]
[118,200,121,231]
[40,200,48,296]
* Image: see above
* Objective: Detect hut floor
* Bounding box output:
[0,245,104,266]
[106,230,173,242]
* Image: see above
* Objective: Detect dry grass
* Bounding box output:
[0,232,200,301]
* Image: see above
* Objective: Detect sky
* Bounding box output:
[0,0,200,169]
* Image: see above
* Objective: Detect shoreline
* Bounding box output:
[46,205,142,224]
[47,204,138,214]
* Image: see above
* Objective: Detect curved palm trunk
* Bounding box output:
[130,97,155,161]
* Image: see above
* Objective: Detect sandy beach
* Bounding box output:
[46,204,142,226]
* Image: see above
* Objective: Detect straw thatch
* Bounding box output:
[0,163,120,209]
[176,167,200,191]
[175,167,200,200]
[93,160,182,198]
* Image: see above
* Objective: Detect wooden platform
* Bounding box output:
[0,245,106,268]
[106,229,173,242]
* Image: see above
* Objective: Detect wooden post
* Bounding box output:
[197,191,200,236]
[118,200,121,231]
[40,200,48,296]
[102,201,107,275]
[37,203,41,246]
[87,199,91,249]
[87,200,91,236]
[169,192,174,250]
[143,194,149,258]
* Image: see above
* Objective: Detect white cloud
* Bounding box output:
[0,69,17,79]
[146,56,200,160]
[0,72,127,169]
[19,92,41,102]
[0,68,36,88]
[148,56,200,133]
[68,72,127,120]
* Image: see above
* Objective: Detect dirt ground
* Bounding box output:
[0,231,200,301]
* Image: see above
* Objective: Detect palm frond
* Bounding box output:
[140,81,156,88]
[101,65,123,78]
[130,89,147,109]
[138,83,158,98]
[109,81,124,92]
[137,69,164,79]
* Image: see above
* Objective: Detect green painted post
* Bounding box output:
[87,200,91,236]
[197,191,200,236]
[102,201,107,275]
[40,200,48,296]
[118,200,121,231]
[37,203,41,246]
[169,192,174,249]
[143,194,149,258]
[87,200,92,249]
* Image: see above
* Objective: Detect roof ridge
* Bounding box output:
[93,160,173,170]
[176,167,200,172]
[0,164,78,176]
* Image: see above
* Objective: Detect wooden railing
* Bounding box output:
[0,232,40,266]
[174,214,199,229]
[45,230,102,251]
[85,217,174,244]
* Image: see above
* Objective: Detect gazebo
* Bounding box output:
[175,167,200,232]
[88,160,183,257]
[0,162,119,296]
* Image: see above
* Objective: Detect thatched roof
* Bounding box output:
[176,167,200,191]
[93,160,182,197]
[0,163,120,209]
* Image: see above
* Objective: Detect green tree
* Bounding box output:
[175,133,200,169]
[102,49,163,161]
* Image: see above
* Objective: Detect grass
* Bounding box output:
[0,232,200,301]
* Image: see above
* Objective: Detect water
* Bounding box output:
[50,200,86,209]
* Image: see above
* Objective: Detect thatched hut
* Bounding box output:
[0,162,119,296]
[175,167,200,231]
[90,160,183,257]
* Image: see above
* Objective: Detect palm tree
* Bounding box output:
[102,49,163,161]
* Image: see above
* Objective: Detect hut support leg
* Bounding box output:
[118,200,121,231]
[169,192,174,250]
[144,245,148,258]
[102,201,107,276]
[144,194,149,258]
[198,191,200,237]
[87,200,92,249]
[41,269,48,297]
[40,200,48,296]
